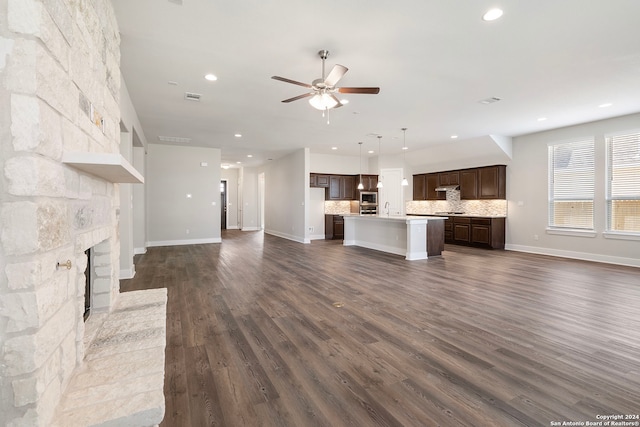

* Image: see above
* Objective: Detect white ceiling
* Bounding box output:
[112,0,640,168]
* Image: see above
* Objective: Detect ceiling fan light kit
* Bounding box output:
[272,50,380,119]
[309,93,338,110]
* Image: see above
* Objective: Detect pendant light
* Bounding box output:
[401,127,409,186]
[357,142,364,190]
[376,135,383,188]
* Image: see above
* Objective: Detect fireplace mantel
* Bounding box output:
[62,152,144,184]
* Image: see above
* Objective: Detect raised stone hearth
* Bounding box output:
[53,289,167,427]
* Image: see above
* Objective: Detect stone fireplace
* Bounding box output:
[1,1,164,426]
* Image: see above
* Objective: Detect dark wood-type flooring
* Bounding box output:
[120,230,640,427]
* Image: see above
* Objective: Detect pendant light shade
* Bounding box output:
[401,127,409,186]
[376,135,383,188]
[357,142,364,190]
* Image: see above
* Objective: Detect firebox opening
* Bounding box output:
[84,247,91,322]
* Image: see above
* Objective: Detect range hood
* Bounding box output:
[435,184,460,191]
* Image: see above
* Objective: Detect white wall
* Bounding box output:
[146,144,221,246]
[119,131,134,278]
[309,187,326,239]
[260,148,307,242]
[120,78,148,149]
[240,167,260,231]
[120,77,148,258]
[132,146,146,253]
[507,112,640,267]
[311,152,364,174]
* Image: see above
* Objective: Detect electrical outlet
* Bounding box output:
[309,226,314,232]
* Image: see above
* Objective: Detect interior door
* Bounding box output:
[220,180,227,229]
[379,168,403,215]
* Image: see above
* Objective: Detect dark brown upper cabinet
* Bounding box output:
[477,165,506,199]
[328,175,355,200]
[426,173,444,200]
[459,169,478,200]
[413,174,426,200]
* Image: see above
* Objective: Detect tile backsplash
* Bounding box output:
[324,201,356,214]
[406,190,507,216]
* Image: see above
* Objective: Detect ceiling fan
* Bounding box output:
[272,50,380,111]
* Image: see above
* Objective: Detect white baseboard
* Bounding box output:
[225,225,239,229]
[505,244,640,268]
[241,227,261,231]
[309,234,326,240]
[133,247,147,255]
[146,237,222,248]
[264,229,306,244]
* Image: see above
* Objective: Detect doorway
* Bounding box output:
[220,180,227,230]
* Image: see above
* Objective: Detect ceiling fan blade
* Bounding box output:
[338,87,380,94]
[281,93,314,103]
[330,93,343,108]
[324,64,348,87]
[271,76,312,88]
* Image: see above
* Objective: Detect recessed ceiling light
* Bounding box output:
[479,96,502,105]
[234,133,242,138]
[168,81,178,86]
[331,147,338,150]
[450,135,458,139]
[236,161,241,164]
[483,8,503,21]
[599,103,612,108]
[247,154,253,158]
[221,164,230,169]
[402,146,409,150]
[340,99,349,105]
[204,74,217,81]
[537,117,547,121]
[368,150,374,154]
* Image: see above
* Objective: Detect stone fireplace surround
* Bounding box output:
[1,1,166,425]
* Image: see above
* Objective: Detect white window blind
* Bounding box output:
[606,132,640,233]
[548,138,595,229]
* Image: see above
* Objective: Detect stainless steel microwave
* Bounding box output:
[360,191,377,205]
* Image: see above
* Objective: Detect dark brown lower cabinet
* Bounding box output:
[453,217,471,244]
[451,216,505,249]
[443,218,453,243]
[325,215,344,240]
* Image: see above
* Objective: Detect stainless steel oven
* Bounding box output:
[360,192,377,205]
[359,192,378,215]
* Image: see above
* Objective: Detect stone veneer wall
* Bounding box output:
[0,0,123,425]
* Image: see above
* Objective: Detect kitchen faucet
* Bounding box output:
[384,201,390,216]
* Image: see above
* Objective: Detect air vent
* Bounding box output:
[158,136,191,143]
[479,97,502,105]
[184,92,202,101]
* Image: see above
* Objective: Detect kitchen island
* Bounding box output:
[343,215,446,260]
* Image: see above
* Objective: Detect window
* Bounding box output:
[548,138,595,230]
[606,131,640,233]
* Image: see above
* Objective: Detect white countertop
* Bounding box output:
[344,214,446,221]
